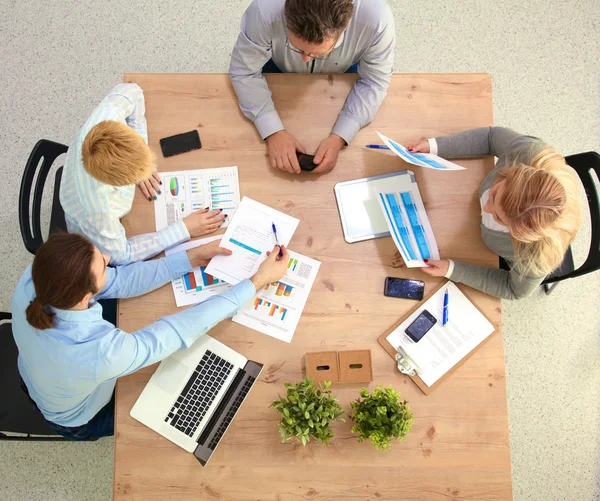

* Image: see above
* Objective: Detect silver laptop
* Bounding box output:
[130,334,263,466]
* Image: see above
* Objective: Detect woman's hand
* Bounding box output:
[420,259,449,277]
[186,240,232,268]
[405,139,430,153]
[250,245,290,290]
[138,168,162,201]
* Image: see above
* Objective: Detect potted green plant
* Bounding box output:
[271,377,345,446]
[349,385,413,451]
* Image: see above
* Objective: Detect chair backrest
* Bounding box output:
[0,313,59,437]
[19,140,68,254]
[545,151,600,283]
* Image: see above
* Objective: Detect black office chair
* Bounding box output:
[499,151,600,295]
[18,139,118,325]
[19,139,68,254]
[0,313,66,441]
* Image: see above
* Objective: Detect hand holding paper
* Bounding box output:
[376,132,465,171]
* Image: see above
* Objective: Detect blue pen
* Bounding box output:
[271,222,283,257]
[366,144,390,150]
[442,288,449,325]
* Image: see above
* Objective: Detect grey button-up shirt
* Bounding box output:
[229,0,396,144]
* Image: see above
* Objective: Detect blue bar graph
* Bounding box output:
[384,194,417,260]
[400,192,431,259]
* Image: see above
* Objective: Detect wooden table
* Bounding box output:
[115,73,512,501]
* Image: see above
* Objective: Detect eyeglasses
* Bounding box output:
[285,31,340,60]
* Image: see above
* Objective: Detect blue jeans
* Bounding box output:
[262,59,359,74]
[21,378,115,440]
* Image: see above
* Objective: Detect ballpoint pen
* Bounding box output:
[442,288,449,326]
[365,144,390,150]
[271,222,283,257]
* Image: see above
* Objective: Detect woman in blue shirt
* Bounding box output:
[11,232,288,440]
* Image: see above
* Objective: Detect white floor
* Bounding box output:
[1,1,599,500]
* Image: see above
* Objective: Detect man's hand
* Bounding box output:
[137,167,162,201]
[186,240,232,268]
[266,130,305,174]
[405,139,430,153]
[312,134,345,174]
[250,245,290,290]
[420,259,450,277]
[183,209,227,238]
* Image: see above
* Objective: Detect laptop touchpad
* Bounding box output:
[153,358,189,395]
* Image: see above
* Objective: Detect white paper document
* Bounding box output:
[386,282,495,386]
[165,236,231,307]
[154,166,241,231]
[377,132,465,171]
[205,197,300,285]
[233,251,320,343]
[377,183,440,267]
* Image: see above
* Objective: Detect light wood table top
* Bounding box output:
[115,73,511,501]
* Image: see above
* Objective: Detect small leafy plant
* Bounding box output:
[349,385,413,451]
[271,377,345,446]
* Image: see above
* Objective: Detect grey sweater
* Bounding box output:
[435,127,549,299]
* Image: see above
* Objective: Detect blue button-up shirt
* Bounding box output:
[11,252,256,427]
[59,83,190,266]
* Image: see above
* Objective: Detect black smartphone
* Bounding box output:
[296,152,318,171]
[405,310,437,343]
[384,277,425,301]
[160,130,202,158]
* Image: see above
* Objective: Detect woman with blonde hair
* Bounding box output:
[408,127,581,299]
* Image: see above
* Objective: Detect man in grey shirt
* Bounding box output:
[229,0,396,174]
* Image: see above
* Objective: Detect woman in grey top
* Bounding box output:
[408,127,582,299]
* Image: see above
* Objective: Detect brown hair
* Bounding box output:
[26,233,99,330]
[81,120,154,186]
[285,0,354,44]
[496,147,581,276]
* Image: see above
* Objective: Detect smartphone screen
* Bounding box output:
[160,130,202,158]
[405,310,437,342]
[296,153,318,171]
[384,278,425,301]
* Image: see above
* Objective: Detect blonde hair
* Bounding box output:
[496,147,581,277]
[81,120,153,186]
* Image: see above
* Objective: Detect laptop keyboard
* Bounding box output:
[207,375,255,450]
[165,350,233,437]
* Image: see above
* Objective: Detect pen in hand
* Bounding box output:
[271,222,283,257]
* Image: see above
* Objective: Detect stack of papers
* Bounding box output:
[159,195,321,344]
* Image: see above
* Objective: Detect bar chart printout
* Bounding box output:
[376,183,440,268]
[165,236,231,307]
[154,166,241,232]
[233,251,321,343]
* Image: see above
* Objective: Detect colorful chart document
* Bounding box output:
[165,236,231,307]
[205,197,300,285]
[377,183,440,267]
[233,251,320,343]
[154,166,240,231]
[385,282,495,386]
[376,132,465,171]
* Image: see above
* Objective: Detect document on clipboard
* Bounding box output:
[380,281,496,391]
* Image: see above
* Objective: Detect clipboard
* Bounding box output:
[334,170,415,243]
[378,280,498,395]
